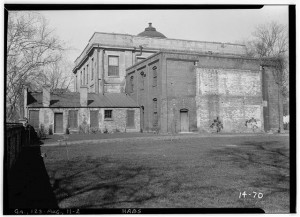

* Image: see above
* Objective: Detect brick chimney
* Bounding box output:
[80,85,88,107]
[42,85,51,107]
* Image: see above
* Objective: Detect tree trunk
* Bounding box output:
[277,83,282,133]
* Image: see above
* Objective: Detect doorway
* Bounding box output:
[180,109,189,132]
[54,113,63,133]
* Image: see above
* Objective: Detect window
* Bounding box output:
[108,56,119,76]
[90,110,98,128]
[68,110,78,129]
[75,75,77,91]
[140,71,144,90]
[130,76,134,93]
[87,65,89,84]
[153,98,158,127]
[126,110,135,128]
[83,68,86,85]
[91,58,94,80]
[104,110,113,119]
[153,66,157,87]
[80,71,82,85]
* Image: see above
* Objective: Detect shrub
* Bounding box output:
[48,124,53,135]
[245,117,258,132]
[89,127,100,134]
[38,124,47,139]
[103,127,109,134]
[113,128,120,133]
[210,117,223,133]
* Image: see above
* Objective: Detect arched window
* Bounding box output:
[140,71,144,90]
[152,66,157,87]
[130,76,134,93]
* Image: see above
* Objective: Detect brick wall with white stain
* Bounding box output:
[196,68,264,132]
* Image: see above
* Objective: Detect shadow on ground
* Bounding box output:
[47,156,176,208]
[7,146,58,209]
[210,140,289,212]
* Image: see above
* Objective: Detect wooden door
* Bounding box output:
[126,110,135,128]
[90,110,99,129]
[29,110,39,130]
[54,113,63,133]
[180,110,189,132]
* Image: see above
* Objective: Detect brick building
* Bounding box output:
[24,86,140,134]
[125,51,282,133]
[72,23,246,94]
[24,23,282,134]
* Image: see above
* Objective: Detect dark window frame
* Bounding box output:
[104,110,113,120]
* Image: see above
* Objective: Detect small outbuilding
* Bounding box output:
[24,86,140,134]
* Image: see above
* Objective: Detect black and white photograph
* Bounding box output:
[4,3,296,214]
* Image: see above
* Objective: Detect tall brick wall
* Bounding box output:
[262,66,284,132]
[196,67,263,133]
[164,59,197,133]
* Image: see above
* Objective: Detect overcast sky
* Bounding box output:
[38,6,289,63]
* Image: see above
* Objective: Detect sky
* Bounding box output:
[37,5,289,64]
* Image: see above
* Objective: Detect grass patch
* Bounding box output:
[42,135,289,212]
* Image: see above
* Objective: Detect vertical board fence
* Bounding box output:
[5,123,34,171]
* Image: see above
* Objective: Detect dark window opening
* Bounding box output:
[104,110,113,119]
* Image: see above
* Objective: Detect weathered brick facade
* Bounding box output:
[26,107,140,134]
[73,24,246,95]
[126,51,282,133]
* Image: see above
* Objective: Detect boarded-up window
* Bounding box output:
[90,110,99,128]
[127,110,135,128]
[87,65,89,83]
[68,110,78,129]
[91,58,94,80]
[130,76,134,93]
[104,110,112,119]
[108,56,119,76]
[153,66,157,87]
[140,71,144,90]
[29,110,39,129]
[153,98,158,127]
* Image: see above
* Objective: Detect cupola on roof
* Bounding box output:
[137,23,167,38]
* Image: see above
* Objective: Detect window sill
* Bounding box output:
[107,76,120,78]
[104,118,113,121]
